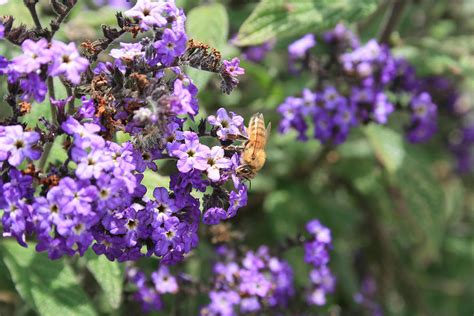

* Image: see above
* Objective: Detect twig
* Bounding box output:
[38,77,58,172]
[377,0,409,45]
[64,84,75,115]
[49,0,78,39]
[24,0,42,30]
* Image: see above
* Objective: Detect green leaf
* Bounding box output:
[185,4,229,90]
[0,240,97,316]
[142,169,169,198]
[235,0,378,46]
[364,124,405,173]
[85,251,124,309]
[395,156,445,262]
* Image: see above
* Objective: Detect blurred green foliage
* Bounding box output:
[1,1,473,315]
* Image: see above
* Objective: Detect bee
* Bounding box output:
[236,113,271,180]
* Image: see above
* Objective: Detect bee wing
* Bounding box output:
[265,121,271,143]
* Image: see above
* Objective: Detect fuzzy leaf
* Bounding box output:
[235,0,378,46]
[364,124,405,173]
[1,241,97,316]
[185,4,229,90]
[85,251,124,309]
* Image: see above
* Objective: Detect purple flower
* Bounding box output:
[410,92,437,121]
[49,41,89,84]
[62,117,105,149]
[154,29,187,66]
[150,187,178,226]
[20,73,48,102]
[0,125,41,166]
[110,42,144,60]
[227,184,247,219]
[223,57,245,76]
[277,96,308,141]
[205,146,231,181]
[240,297,260,312]
[75,148,114,179]
[313,108,333,143]
[2,200,32,247]
[306,219,331,244]
[12,39,51,74]
[372,92,394,124]
[203,207,227,225]
[0,22,4,39]
[207,108,245,140]
[124,0,167,31]
[206,291,240,316]
[170,79,197,115]
[242,40,275,63]
[54,177,98,215]
[0,55,9,76]
[152,266,178,294]
[169,132,209,173]
[288,34,316,59]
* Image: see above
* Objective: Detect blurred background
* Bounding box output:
[1,0,473,315]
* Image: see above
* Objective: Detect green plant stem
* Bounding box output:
[65,85,75,114]
[38,77,57,172]
[377,0,409,44]
[47,77,58,124]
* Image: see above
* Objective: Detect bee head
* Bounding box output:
[236,164,255,180]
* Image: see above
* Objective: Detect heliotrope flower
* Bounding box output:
[207,108,245,140]
[223,57,245,77]
[204,146,231,182]
[152,266,178,294]
[0,125,41,166]
[154,28,187,66]
[169,131,209,173]
[288,33,316,59]
[49,41,89,84]
[110,42,144,60]
[124,0,168,30]
[12,38,51,74]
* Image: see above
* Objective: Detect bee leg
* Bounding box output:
[223,145,245,152]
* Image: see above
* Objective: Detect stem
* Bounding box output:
[49,1,77,39]
[377,0,408,44]
[24,0,42,30]
[65,85,75,114]
[47,77,58,124]
[38,77,58,172]
[38,142,53,172]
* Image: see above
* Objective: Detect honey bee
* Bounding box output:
[236,113,271,180]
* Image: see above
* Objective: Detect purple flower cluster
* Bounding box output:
[304,220,335,306]
[127,265,179,312]
[0,0,248,264]
[201,246,294,315]
[278,24,439,145]
[5,39,88,103]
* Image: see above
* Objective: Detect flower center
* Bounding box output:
[14,140,25,149]
[166,230,175,240]
[100,189,109,199]
[127,219,138,230]
[74,223,85,234]
[50,204,59,213]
